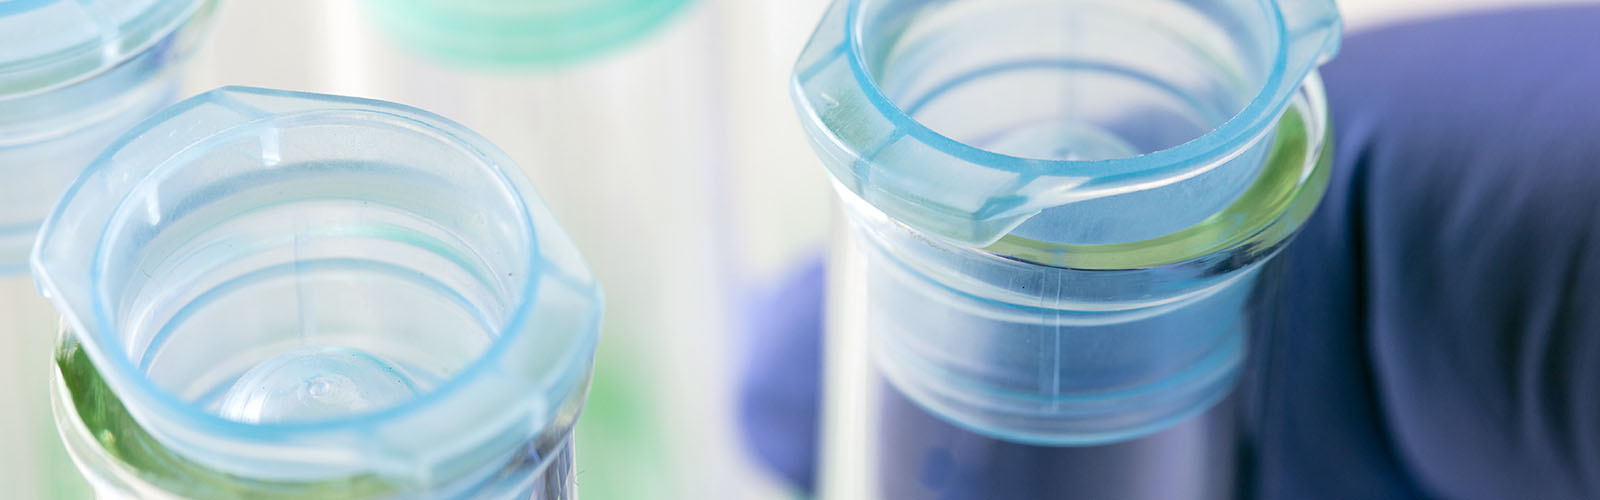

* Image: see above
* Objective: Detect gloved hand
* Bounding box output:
[737,258,825,490]
[737,6,1600,499]
[1252,6,1600,499]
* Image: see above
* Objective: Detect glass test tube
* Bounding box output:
[32,87,603,498]
[792,1,1342,498]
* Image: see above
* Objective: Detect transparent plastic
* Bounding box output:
[31,87,603,498]
[795,0,1339,246]
[0,0,213,274]
[793,0,1339,497]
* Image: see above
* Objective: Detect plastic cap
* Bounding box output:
[0,0,206,96]
[367,0,692,66]
[33,87,603,487]
[792,0,1341,246]
[0,0,211,274]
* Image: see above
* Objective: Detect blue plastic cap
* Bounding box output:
[792,0,1341,246]
[366,0,692,66]
[32,87,603,488]
[0,0,213,274]
[0,0,207,96]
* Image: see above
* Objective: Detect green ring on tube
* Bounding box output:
[368,0,693,67]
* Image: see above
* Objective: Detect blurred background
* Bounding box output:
[0,0,1596,498]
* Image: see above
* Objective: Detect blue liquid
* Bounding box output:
[876,375,1240,500]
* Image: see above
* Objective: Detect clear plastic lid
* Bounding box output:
[793,0,1341,247]
[365,0,692,66]
[33,87,603,491]
[0,0,205,96]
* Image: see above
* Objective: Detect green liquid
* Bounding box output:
[987,105,1330,269]
[54,334,403,498]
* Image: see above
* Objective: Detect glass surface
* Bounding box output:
[871,377,1240,500]
[0,276,92,498]
[31,87,602,498]
[820,84,1329,498]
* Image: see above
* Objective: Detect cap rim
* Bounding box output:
[0,0,208,98]
[368,0,692,66]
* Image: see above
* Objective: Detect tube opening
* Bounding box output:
[843,0,1291,245]
[92,114,535,425]
[859,0,1272,162]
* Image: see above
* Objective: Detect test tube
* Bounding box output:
[31,87,603,498]
[0,1,214,495]
[0,0,214,273]
[792,0,1341,498]
[335,1,821,496]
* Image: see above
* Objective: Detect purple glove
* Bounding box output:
[738,6,1600,499]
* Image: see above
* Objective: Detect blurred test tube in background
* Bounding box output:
[0,0,216,496]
